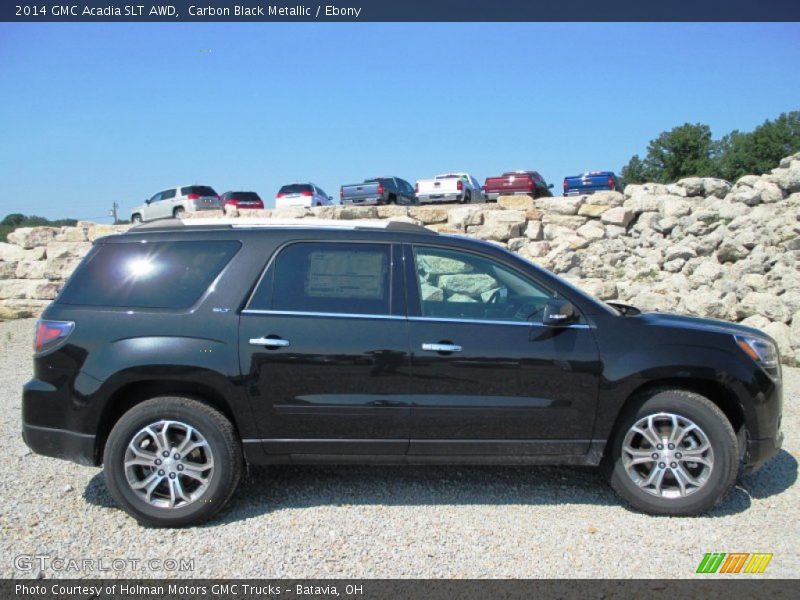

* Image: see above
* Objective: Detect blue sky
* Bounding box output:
[1,23,798,220]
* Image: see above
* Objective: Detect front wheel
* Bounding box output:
[172,207,185,219]
[131,214,142,224]
[103,397,242,527]
[606,389,738,516]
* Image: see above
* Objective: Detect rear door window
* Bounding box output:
[58,241,240,309]
[249,242,391,315]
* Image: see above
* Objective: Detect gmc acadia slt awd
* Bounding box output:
[22,219,783,526]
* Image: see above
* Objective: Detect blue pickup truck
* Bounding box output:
[563,171,622,196]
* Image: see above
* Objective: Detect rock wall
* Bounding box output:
[2,153,799,364]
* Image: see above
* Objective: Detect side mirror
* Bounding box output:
[542,299,577,326]
[145,199,151,204]
[547,183,554,189]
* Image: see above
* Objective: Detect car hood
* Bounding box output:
[635,311,771,340]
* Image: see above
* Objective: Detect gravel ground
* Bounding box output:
[0,317,798,579]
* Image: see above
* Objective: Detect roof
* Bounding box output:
[127,217,437,235]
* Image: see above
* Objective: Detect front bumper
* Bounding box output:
[22,423,96,466]
[745,430,784,474]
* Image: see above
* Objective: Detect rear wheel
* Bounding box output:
[606,389,738,516]
[462,190,471,204]
[104,397,242,527]
[173,207,185,219]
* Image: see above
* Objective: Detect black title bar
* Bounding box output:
[5,579,799,600]
[3,0,800,22]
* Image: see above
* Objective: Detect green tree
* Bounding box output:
[620,154,649,185]
[641,123,714,183]
[1,213,26,227]
[1,214,79,243]
[715,111,800,181]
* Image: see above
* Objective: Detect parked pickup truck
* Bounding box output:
[483,171,553,201]
[340,177,417,205]
[415,173,484,204]
[563,171,622,196]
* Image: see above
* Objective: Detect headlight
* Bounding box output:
[735,335,780,378]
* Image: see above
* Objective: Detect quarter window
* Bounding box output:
[251,243,392,315]
[58,241,240,309]
[412,246,552,323]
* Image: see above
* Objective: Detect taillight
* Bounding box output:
[301,190,313,197]
[414,182,419,193]
[340,188,344,199]
[457,180,463,191]
[34,319,74,353]
[377,183,385,196]
[277,192,285,198]
[608,175,614,190]
[187,193,200,200]
[527,178,534,189]
[225,199,237,205]
[563,179,568,193]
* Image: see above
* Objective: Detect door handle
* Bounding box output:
[421,343,462,353]
[249,337,290,348]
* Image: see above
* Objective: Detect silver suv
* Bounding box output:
[130,185,221,223]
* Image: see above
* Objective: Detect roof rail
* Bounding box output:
[127,217,437,235]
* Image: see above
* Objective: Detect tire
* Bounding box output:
[173,207,185,219]
[131,214,142,224]
[606,388,738,516]
[388,195,397,205]
[462,191,471,204]
[103,396,242,527]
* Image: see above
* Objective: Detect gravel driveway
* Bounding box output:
[1,318,797,579]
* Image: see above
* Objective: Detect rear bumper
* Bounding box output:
[342,197,381,205]
[275,198,313,209]
[418,193,462,204]
[186,201,222,212]
[22,377,99,466]
[22,423,96,466]
[565,189,613,196]
[485,191,531,200]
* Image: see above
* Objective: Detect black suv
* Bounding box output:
[22,220,783,526]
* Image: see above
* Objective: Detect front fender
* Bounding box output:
[593,344,767,442]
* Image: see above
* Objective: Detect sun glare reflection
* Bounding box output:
[126,257,157,279]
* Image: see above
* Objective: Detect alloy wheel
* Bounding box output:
[621,412,714,499]
[124,420,214,509]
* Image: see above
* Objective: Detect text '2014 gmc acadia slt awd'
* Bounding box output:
[22,218,783,526]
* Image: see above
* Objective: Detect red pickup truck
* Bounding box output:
[483,171,554,201]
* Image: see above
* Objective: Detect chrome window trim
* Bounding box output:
[409,316,590,329]
[240,309,590,328]
[242,309,406,321]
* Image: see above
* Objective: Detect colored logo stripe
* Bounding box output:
[696,552,772,574]
[719,553,749,573]
[697,553,726,573]
[744,553,773,574]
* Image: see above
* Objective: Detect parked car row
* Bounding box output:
[130,170,622,222]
